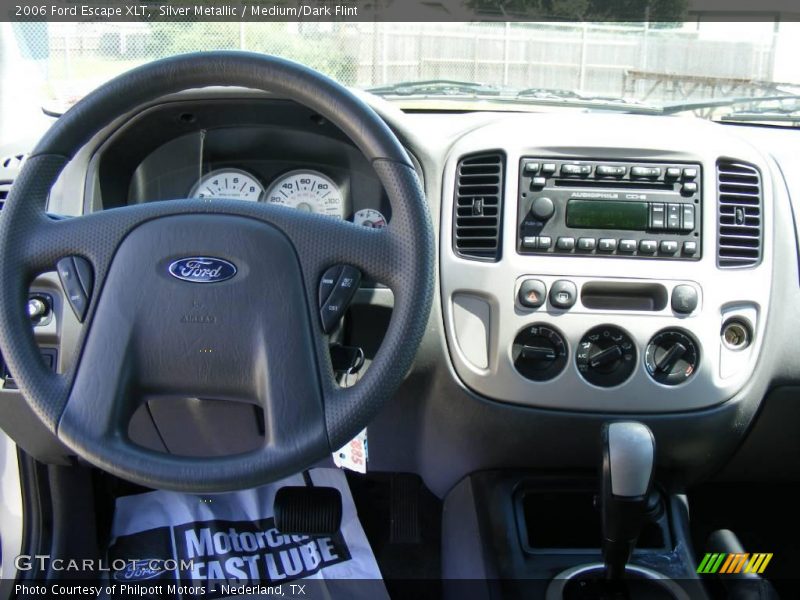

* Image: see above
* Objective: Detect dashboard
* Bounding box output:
[3,89,800,496]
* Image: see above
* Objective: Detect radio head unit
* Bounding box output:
[517,158,702,260]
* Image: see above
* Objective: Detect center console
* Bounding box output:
[440,113,771,412]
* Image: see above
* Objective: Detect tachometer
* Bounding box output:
[265,170,344,218]
[353,208,387,228]
[189,168,263,201]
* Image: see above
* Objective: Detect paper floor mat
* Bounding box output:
[107,468,387,599]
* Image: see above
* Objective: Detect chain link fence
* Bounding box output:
[10,21,799,105]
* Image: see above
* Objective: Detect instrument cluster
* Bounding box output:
[188,166,387,228]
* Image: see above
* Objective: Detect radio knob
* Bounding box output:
[531,196,555,221]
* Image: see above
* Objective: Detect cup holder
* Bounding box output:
[545,563,690,600]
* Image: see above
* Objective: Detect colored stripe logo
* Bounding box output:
[697,553,773,574]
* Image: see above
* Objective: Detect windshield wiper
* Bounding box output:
[366,79,506,97]
[720,105,800,125]
[368,81,662,113]
[514,88,661,112]
[661,93,800,115]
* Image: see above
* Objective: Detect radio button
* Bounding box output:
[683,168,698,180]
[598,238,617,252]
[649,203,666,229]
[541,163,557,174]
[523,162,541,174]
[549,280,578,309]
[666,167,682,178]
[596,165,626,177]
[682,241,698,256]
[556,237,576,251]
[681,205,695,230]
[577,237,596,251]
[531,196,555,221]
[530,176,547,188]
[522,236,539,249]
[660,240,679,255]
[639,240,657,254]
[667,204,682,230]
[631,166,661,178]
[682,182,698,195]
[619,239,637,253]
[538,236,552,249]
[561,164,592,176]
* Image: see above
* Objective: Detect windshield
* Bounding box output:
[2,21,800,136]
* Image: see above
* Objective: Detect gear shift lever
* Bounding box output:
[600,421,655,579]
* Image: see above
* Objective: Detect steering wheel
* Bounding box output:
[0,52,434,492]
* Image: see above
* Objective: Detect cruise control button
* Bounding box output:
[682,241,698,256]
[577,237,596,251]
[556,237,576,251]
[518,279,547,308]
[671,284,698,314]
[320,265,361,333]
[57,256,93,322]
[598,238,617,252]
[549,280,578,309]
[319,265,343,306]
[538,236,552,249]
[618,239,637,253]
[639,240,657,254]
[660,240,679,254]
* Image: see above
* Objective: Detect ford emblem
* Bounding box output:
[168,257,237,283]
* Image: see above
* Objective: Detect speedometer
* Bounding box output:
[265,170,344,218]
[189,168,263,201]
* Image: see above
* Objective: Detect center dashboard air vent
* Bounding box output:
[717,159,762,268]
[453,152,505,261]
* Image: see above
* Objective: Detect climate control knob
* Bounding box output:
[512,324,568,382]
[576,325,636,387]
[645,329,700,385]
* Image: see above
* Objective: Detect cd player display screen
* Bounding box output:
[566,200,649,230]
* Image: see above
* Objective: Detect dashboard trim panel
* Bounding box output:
[439,114,773,413]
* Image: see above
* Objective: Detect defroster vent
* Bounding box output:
[717,159,762,268]
[453,152,504,260]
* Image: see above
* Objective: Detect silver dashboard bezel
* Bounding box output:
[439,113,773,412]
